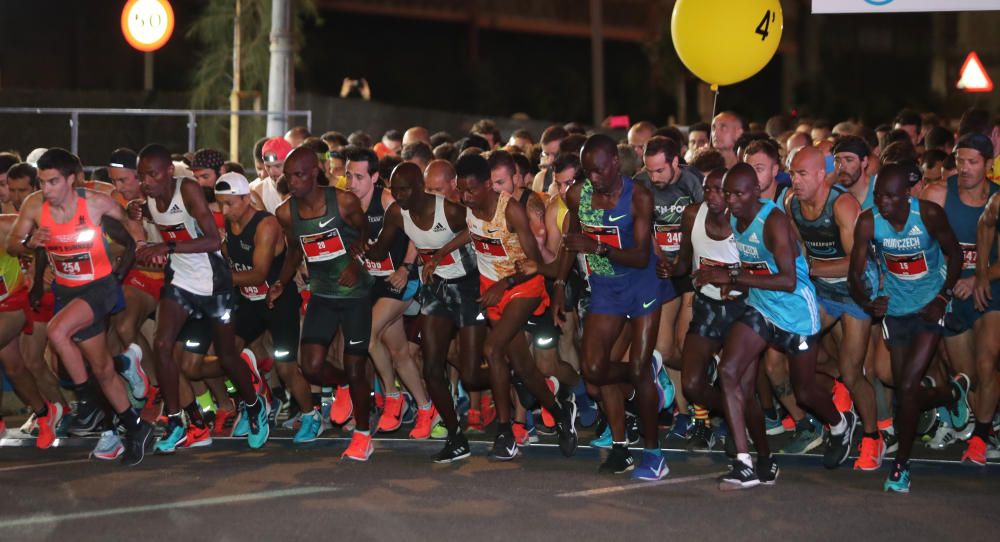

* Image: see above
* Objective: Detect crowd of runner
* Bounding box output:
[0,107,998,494]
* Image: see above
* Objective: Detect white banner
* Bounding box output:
[813,0,1000,14]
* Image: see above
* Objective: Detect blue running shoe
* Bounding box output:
[572,380,599,427]
[400,392,416,425]
[232,403,250,437]
[651,351,667,411]
[658,363,675,411]
[455,382,470,419]
[669,412,693,439]
[154,423,187,454]
[247,396,270,449]
[949,373,971,429]
[631,450,669,480]
[293,410,323,444]
[765,413,786,436]
[590,425,613,448]
[884,464,910,493]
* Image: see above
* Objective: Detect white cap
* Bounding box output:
[215,172,251,196]
[25,148,47,167]
[173,161,193,180]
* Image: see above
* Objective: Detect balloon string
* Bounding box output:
[711,84,720,121]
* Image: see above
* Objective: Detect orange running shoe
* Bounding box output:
[409,406,438,439]
[377,394,404,433]
[341,431,373,461]
[212,406,237,437]
[853,435,885,471]
[781,415,796,431]
[330,385,353,425]
[961,435,987,466]
[832,381,853,413]
[513,422,530,447]
[240,349,263,397]
[35,402,61,449]
[466,408,484,433]
[540,377,559,428]
[181,424,214,448]
[480,394,497,427]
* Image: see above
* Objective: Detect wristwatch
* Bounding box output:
[20,235,32,250]
[729,267,740,284]
[166,241,177,254]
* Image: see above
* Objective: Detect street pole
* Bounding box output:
[266,0,292,137]
[230,0,242,162]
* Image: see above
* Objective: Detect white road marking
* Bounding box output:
[0,486,338,529]
[0,459,92,473]
[557,472,724,498]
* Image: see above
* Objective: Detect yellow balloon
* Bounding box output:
[671,0,783,88]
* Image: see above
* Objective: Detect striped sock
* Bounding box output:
[693,404,710,425]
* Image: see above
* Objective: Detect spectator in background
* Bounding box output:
[322,131,349,151]
[685,122,710,163]
[711,111,744,168]
[689,147,726,177]
[628,121,657,157]
[379,154,402,186]
[252,136,269,182]
[348,130,374,149]
[375,129,403,159]
[563,122,587,135]
[921,149,948,191]
[832,121,858,137]
[617,143,641,178]
[811,120,832,143]
[285,126,310,147]
[433,143,458,164]
[893,108,922,146]
[507,129,534,155]
[403,126,431,147]
[220,161,245,176]
[430,131,453,148]
[471,119,502,149]
[924,126,955,153]
[401,142,433,172]
[326,149,346,180]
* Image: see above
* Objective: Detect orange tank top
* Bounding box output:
[39,190,115,287]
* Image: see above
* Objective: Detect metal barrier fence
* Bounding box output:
[0,107,312,157]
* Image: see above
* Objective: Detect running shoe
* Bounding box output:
[924,416,958,450]
[961,435,988,466]
[281,412,303,431]
[122,421,155,467]
[631,451,669,481]
[232,402,250,438]
[430,422,448,439]
[823,411,857,469]
[409,406,438,440]
[781,417,823,454]
[854,435,886,471]
[35,402,62,450]
[757,456,779,485]
[240,348,264,397]
[466,408,484,433]
[916,408,938,437]
[90,430,124,460]
[949,373,971,429]
[400,392,416,425]
[719,460,760,489]
[524,410,540,444]
[882,427,899,455]
[831,380,853,413]
[341,431,374,461]
[599,444,635,474]
[491,430,519,461]
[513,422,531,447]
[19,412,38,435]
[480,394,497,427]
[577,394,599,428]
[658,358,675,411]
[246,396,270,449]
[117,343,149,401]
[293,410,323,444]
[377,394,404,433]
[669,412,692,439]
[651,351,667,411]
[69,401,106,436]
[0,417,6,438]
[986,433,1000,460]
[154,422,188,454]
[555,395,578,457]
[590,425,613,449]
[686,419,716,451]
[627,414,641,446]
[883,464,910,493]
[330,385,353,425]
[433,432,471,463]
[540,377,560,428]
[781,415,796,432]
[764,413,786,436]
[181,424,213,448]
[140,386,163,423]
[213,405,237,436]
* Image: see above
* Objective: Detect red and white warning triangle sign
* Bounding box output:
[957,52,993,93]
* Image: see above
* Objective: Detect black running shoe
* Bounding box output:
[491,431,518,461]
[433,432,471,464]
[823,410,857,469]
[626,413,641,445]
[719,460,760,489]
[69,401,106,436]
[599,443,635,474]
[555,395,578,457]
[121,421,154,467]
[757,456,779,485]
[686,420,716,451]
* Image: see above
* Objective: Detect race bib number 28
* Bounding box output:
[300,229,345,263]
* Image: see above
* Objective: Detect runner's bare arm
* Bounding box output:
[973,192,1000,310]
[5,192,43,256]
[667,203,699,278]
[233,215,281,287]
[809,193,861,279]
[922,200,962,296]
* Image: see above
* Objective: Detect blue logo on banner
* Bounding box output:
[864,0,895,5]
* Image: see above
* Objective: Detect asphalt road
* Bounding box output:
[1,431,997,542]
